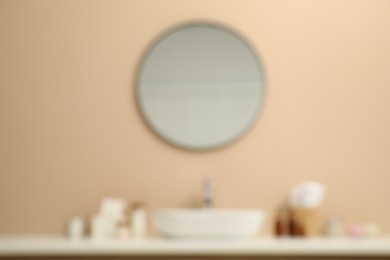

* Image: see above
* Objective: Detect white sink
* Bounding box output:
[153,208,266,239]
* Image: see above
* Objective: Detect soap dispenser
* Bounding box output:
[274,204,290,237]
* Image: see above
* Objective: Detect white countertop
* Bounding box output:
[0,236,390,256]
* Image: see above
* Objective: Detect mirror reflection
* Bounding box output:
[136,23,265,150]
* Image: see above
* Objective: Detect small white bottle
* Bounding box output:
[67,216,85,240]
[131,202,146,239]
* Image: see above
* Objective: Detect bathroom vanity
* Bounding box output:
[1,237,390,259]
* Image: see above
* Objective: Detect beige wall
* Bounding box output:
[0,0,390,235]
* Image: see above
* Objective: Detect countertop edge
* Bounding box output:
[0,237,390,256]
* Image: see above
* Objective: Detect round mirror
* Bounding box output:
[136,23,265,150]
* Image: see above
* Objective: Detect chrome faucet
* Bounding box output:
[202,178,214,208]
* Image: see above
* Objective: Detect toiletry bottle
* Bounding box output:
[67,216,85,240]
[288,207,305,237]
[274,209,283,237]
[131,201,146,239]
[324,217,345,237]
[274,205,289,237]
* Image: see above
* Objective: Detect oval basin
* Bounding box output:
[153,208,266,239]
